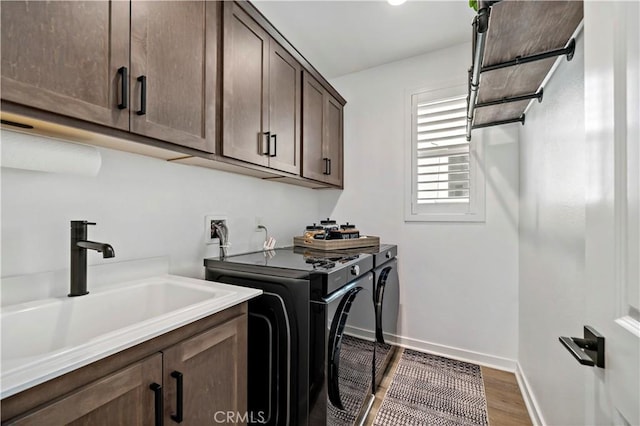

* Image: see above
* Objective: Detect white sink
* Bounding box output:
[0,275,261,398]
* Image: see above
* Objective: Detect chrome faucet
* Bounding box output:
[69,220,115,297]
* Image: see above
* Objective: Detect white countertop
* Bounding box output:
[0,275,261,399]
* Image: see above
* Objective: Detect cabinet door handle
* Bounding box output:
[149,383,163,426]
[270,134,277,157]
[117,67,128,110]
[261,132,270,156]
[137,75,147,116]
[170,371,184,423]
[323,158,330,175]
[328,158,332,175]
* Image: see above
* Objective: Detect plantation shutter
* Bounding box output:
[414,94,469,204]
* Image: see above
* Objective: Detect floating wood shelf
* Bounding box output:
[466,0,583,140]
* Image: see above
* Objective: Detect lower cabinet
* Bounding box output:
[5,354,163,425]
[162,315,247,424]
[2,308,247,426]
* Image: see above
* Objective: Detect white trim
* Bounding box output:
[515,362,547,426]
[343,325,515,371]
[387,332,516,372]
[404,83,486,222]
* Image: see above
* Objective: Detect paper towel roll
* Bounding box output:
[1,129,101,176]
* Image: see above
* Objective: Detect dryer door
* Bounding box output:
[374,258,399,344]
[326,276,375,419]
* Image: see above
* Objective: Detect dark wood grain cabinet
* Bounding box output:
[1,0,217,153]
[4,354,162,426]
[162,315,247,424]
[1,309,247,426]
[0,1,130,131]
[222,2,301,174]
[1,0,344,188]
[130,1,217,153]
[302,72,344,187]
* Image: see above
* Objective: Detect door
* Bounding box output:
[0,1,129,130]
[302,73,327,182]
[130,1,217,153]
[162,315,247,425]
[584,2,640,425]
[222,2,270,167]
[323,95,344,187]
[5,354,162,425]
[373,261,399,390]
[325,276,375,423]
[268,43,302,174]
[302,72,344,186]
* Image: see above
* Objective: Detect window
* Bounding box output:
[405,84,485,222]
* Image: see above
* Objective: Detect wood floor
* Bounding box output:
[364,348,532,426]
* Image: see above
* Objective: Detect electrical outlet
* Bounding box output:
[205,215,227,245]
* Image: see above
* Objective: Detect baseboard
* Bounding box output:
[515,362,546,426]
[343,326,517,372]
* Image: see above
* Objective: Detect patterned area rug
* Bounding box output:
[373,349,489,426]
[328,335,393,426]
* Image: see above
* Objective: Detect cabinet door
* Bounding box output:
[0,1,129,130]
[222,2,270,167]
[130,1,217,153]
[302,73,327,182]
[6,354,162,426]
[162,315,248,425]
[323,95,344,187]
[268,43,301,174]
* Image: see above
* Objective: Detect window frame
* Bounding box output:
[404,83,486,222]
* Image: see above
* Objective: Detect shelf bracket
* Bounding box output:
[481,38,576,73]
[475,89,543,109]
[472,114,525,130]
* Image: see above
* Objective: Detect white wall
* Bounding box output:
[1,42,521,377]
[1,136,321,283]
[324,43,520,367]
[518,33,587,425]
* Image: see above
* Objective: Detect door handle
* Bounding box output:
[270,134,277,157]
[149,383,163,426]
[323,158,330,175]
[261,132,270,156]
[117,66,128,110]
[328,286,363,410]
[559,325,605,368]
[137,75,147,116]
[170,371,184,422]
[375,266,393,344]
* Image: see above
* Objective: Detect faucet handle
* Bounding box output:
[71,220,97,228]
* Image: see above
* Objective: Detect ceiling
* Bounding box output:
[252,0,476,79]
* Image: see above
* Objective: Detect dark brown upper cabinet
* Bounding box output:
[130,1,217,153]
[222,2,301,174]
[1,1,218,154]
[1,1,130,131]
[302,72,344,187]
